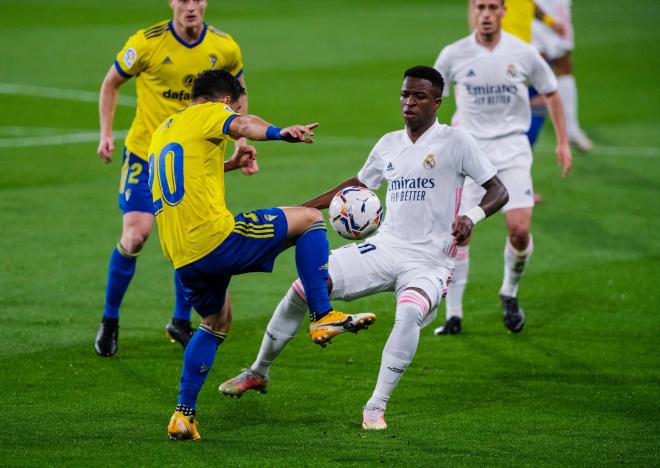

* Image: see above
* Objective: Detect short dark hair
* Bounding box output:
[192,69,245,101]
[403,66,445,96]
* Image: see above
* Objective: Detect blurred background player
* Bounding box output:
[94,0,256,357]
[433,0,572,335]
[533,0,592,151]
[218,67,508,430]
[153,70,376,440]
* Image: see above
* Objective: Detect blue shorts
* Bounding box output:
[118,148,154,215]
[176,208,289,316]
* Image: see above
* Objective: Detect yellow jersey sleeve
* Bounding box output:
[114,29,150,77]
[200,103,240,139]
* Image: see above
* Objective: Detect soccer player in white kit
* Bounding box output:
[217,66,509,430]
[433,0,572,336]
[532,0,592,151]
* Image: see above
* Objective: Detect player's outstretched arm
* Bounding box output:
[301,177,366,210]
[227,115,319,144]
[452,175,508,243]
[544,91,573,177]
[97,66,129,164]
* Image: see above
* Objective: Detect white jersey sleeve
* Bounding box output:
[455,128,497,185]
[357,137,387,190]
[433,47,452,97]
[527,47,558,94]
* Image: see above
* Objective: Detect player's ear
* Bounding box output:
[434,97,442,111]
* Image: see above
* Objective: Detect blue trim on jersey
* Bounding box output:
[222,114,239,135]
[113,59,132,78]
[168,21,207,48]
[235,68,244,79]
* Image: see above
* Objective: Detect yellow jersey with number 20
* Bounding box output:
[148,102,239,269]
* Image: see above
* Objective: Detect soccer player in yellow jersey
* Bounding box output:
[157,70,376,440]
[95,0,256,357]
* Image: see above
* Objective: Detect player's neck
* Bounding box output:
[476,30,502,50]
[172,20,204,44]
[406,120,435,143]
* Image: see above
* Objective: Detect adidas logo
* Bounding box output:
[467,69,476,77]
[525,188,532,196]
[162,56,173,65]
[386,162,394,171]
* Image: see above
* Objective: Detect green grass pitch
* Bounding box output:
[1,0,659,465]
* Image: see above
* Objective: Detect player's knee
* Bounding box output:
[121,229,150,253]
[508,228,530,250]
[302,207,323,225]
[201,309,232,333]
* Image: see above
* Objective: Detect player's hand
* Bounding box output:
[97,135,114,164]
[556,141,573,177]
[230,144,259,175]
[280,123,319,144]
[452,216,473,244]
[551,22,567,37]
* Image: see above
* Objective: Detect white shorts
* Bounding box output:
[532,20,574,61]
[461,134,534,214]
[328,237,450,328]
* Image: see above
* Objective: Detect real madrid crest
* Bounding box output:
[423,153,436,170]
[507,64,518,78]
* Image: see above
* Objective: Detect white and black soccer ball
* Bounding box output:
[328,186,383,240]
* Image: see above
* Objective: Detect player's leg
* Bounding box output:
[220,238,391,397]
[282,206,376,346]
[168,272,232,441]
[555,52,592,152]
[437,178,483,335]
[364,273,444,430]
[95,210,153,356]
[500,207,533,333]
[165,270,195,349]
[218,281,309,397]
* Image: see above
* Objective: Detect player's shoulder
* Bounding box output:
[502,31,537,54]
[377,129,407,147]
[439,125,478,148]
[442,34,474,55]
[206,24,239,45]
[137,20,170,41]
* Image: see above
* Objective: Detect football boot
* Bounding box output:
[219,368,268,398]
[167,411,201,441]
[310,310,376,347]
[165,318,195,349]
[501,294,526,333]
[433,316,462,335]
[362,405,387,430]
[94,317,119,357]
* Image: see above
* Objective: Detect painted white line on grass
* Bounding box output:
[0,130,128,148]
[0,82,136,107]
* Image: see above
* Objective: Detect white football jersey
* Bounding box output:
[357,121,496,266]
[434,31,557,140]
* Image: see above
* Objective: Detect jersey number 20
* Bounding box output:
[149,142,185,213]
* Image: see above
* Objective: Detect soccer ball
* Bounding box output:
[328,186,383,240]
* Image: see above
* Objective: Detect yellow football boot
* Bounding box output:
[309,310,376,347]
[167,411,201,441]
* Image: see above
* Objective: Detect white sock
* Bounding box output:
[499,235,534,298]
[250,286,307,376]
[445,245,469,319]
[367,291,428,410]
[557,75,582,139]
